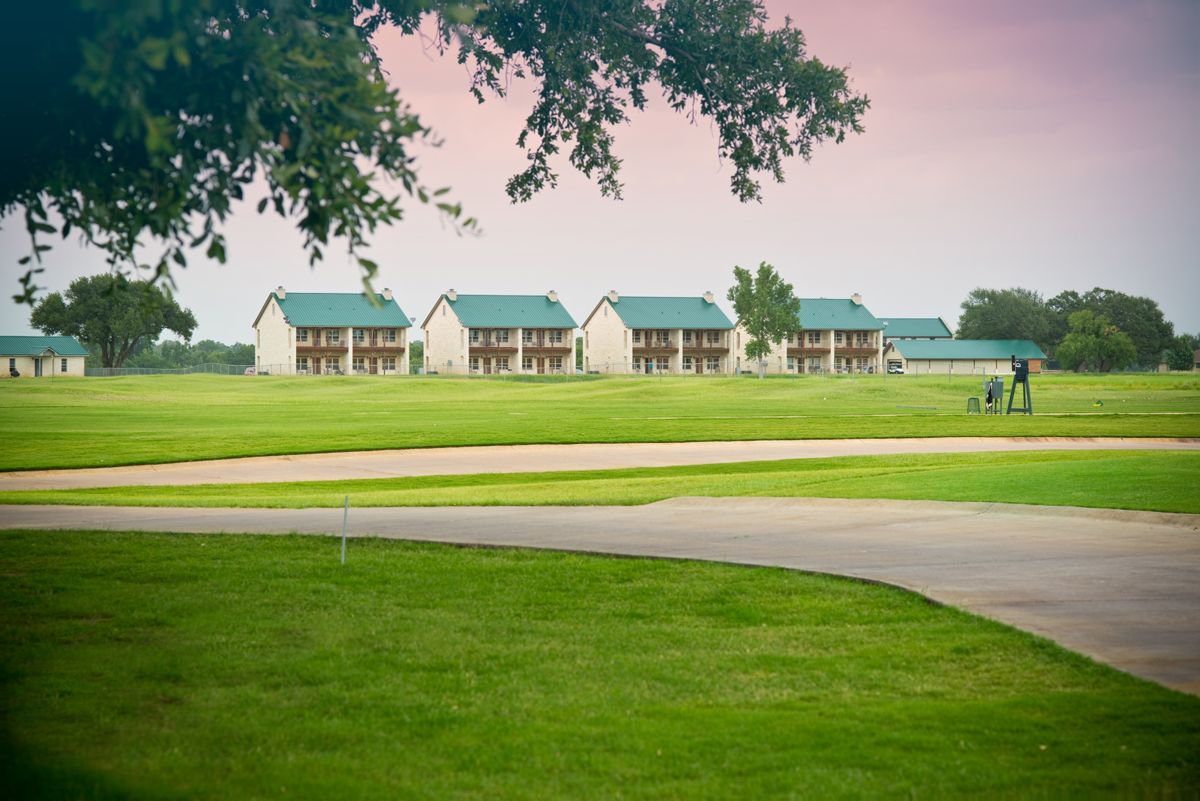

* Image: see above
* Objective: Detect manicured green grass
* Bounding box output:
[6,450,1198,514]
[2,530,1196,798]
[1,373,1198,471]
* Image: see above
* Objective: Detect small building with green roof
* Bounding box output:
[421,290,579,375]
[252,287,413,375]
[884,339,1047,375]
[581,291,737,374]
[1,335,90,378]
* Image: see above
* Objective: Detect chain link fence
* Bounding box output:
[84,360,1016,381]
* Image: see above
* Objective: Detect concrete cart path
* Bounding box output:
[6,498,1199,696]
[3,436,1197,491]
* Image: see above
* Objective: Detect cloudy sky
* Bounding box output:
[3,0,1198,344]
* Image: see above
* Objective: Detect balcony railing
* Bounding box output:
[520,341,572,351]
[682,340,725,349]
[633,339,676,349]
[469,341,519,351]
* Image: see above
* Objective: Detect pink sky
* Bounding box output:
[3,0,1197,343]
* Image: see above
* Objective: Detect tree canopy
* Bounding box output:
[1047,288,1174,367]
[2,0,869,303]
[30,275,198,368]
[1164,337,1195,372]
[1054,310,1137,373]
[955,287,1051,352]
[727,261,801,369]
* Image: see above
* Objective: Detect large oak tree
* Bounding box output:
[30,275,198,368]
[2,0,869,303]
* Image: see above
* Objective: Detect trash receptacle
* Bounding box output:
[967,397,981,414]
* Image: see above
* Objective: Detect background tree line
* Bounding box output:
[956,287,1197,372]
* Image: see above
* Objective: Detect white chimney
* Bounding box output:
[276,286,286,300]
[607,290,619,303]
[447,289,457,301]
[851,293,862,305]
[547,290,558,303]
[703,291,714,304]
[382,288,392,301]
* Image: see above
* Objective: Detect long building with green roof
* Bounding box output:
[252,287,413,375]
[884,338,1047,375]
[421,290,579,375]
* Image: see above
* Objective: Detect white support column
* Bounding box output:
[346,327,354,374]
[516,328,524,373]
[829,329,835,372]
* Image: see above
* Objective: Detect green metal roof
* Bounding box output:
[274,293,411,327]
[610,297,735,329]
[446,295,578,328]
[889,340,1047,360]
[0,335,90,356]
[879,318,953,338]
[797,299,883,331]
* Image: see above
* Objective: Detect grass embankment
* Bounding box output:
[6,450,1198,514]
[2,531,1196,798]
[0,373,1197,471]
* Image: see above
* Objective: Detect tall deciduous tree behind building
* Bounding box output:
[30,275,197,368]
[1047,289,1175,368]
[955,288,1051,353]
[2,0,868,304]
[727,262,801,372]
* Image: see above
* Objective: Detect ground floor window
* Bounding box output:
[352,357,365,373]
[522,357,533,371]
[383,357,396,372]
[656,356,669,371]
[61,358,68,373]
[470,357,480,373]
[683,356,692,371]
[328,357,339,373]
[497,357,509,372]
[549,356,563,373]
[787,357,795,372]
[706,357,720,372]
[807,357,821,372]
[633,357,642,371]
[856,357,870,372]
[296,357,309,373]
[8,358,14,371]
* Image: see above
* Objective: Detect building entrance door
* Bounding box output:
[536,357,545,375]
[34,358,42,377]
[369,357,378,375]
[483,357,492,375]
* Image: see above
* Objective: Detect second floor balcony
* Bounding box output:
[633,339,676,350]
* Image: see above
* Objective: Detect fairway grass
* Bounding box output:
[2,531,1196,798]
[1,373,1197,471]
[6,450,1199,514]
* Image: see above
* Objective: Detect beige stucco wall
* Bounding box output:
[3,354,86,377]
[582,298,632,373]
[422,296,466,373]
[733,324,786,373]
[254,295,293,373]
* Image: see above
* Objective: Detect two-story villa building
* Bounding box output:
[252,288,412,375]
[733,295,886,374]
[581,292,736,374]
[421,291,578,374]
